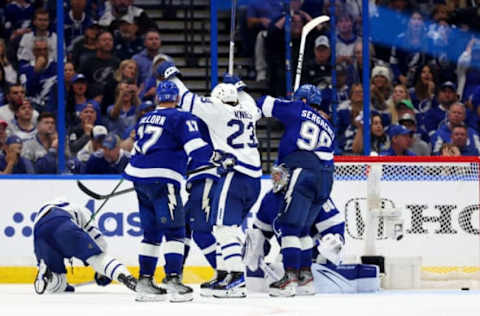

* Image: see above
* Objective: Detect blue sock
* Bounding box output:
[139,255,158,276]
[165,253,183,275]
[281,247,300,270]
[300,248,313,268]
[183,239,191,266]
[193,231,217,269]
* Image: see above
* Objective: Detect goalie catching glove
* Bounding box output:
[317,233,344,266]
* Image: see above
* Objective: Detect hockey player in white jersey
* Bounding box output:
[33,199,137,295]
[157,61,262,298]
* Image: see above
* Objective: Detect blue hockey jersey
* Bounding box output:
[123,107,213,187]
[256,96,335,166]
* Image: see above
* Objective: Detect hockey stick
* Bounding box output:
[83,178,125,227]
[293,15,330,91]
[77,165,218,200]
[228,0,238,75]
[259,258,282,281]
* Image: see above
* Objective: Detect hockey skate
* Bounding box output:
[200,270,228,297]
[34,260,52,295]
[269,269,298,297]
[161,273,193,302]
[296,267,315,296]
[135,275,167,302]
[118,273,137,292]
[212,271,247,298]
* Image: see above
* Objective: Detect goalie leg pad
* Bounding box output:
[244,228,266,271]
[311,263,380,293]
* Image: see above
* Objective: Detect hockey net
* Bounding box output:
[333,156,480,289]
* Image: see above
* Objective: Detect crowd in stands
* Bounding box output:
[0,0,480,175]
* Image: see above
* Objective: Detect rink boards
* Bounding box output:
[0,176,479,283]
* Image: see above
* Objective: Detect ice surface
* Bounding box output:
[0,284,479,316]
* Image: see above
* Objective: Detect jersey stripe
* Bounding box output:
[261,96,276,118]
[124,164,184,184]
[184,138,208,156]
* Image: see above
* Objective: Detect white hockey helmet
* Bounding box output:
[211,83,238,105]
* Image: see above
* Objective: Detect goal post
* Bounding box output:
[333,156,480,289]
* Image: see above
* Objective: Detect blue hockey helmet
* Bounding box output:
[156,80,179,103]
[294,84,328,114]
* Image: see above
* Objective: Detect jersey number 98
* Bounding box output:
[297,121,332,150]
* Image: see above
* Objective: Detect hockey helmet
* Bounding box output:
[211,83,238,105]
[156,80,179,103]
[294,84,330,115]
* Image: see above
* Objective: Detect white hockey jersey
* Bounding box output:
[172,77,262,178]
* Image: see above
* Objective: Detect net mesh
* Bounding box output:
[333,157,480,288]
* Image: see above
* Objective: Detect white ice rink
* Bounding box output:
[0,284,479,316]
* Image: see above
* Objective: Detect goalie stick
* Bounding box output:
[77,164,218,200]
[293,15,330,91]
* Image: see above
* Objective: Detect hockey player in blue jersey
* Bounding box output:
[156,61,262,298]
[33,199,137,295]
[123,80,233,302]
[256,84,335,296]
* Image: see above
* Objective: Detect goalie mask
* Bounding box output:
[271,164,290,193]
[211,83,238,106]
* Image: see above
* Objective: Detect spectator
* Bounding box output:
[7,100,36,142]
[97,0,156,35]
[102,59,139,109]
[64,61,76,90]
[71,23,101,67]
[302,35,332,88]
[427,20,457,85]
[352,113,391,155]
[18,37,57,111]
[74,99,102,125]
[424,81,458,135]
[21,112,58,173]
[0,39,18,85]
[132,29,171,85]
[398,113,431,155]
[347,41,388,85]
[457,39,480,101]
[337,82,363,138]
[66,73,88,124]
[78,30,120,106]
[380,124,416,156]
[335,13,361,65]
[0,120,6,147]
[4,0,34,41]
[449,124,479,155]
[409,64,436,115]
[0,84,39,124]
[139,54,169,101]
[17,8,58,64]
[333,62,351,104]
[370,65,393,119]
[387,84,410,124]
[431,102,480,155]
[106,81,140,137]
[76,124,108,164]
[440,142,460,156]
[68,101,99,156]
[389,11,430,86]
[0,134,35,174]
[64,0,94,50]
[84,133,130,174]
[119,100,154,152]
[113,19,144,60]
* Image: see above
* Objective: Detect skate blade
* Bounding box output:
[269,287,296,297]
[169,292,194,303]
[135,293,167,302]
[212,287,247,298]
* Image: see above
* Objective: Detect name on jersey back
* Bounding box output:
[139,114,166,126]
[234,110,253,120]
[301,109,334,139]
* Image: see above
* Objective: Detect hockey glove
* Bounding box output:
[317,233,344,266]
[223,73,247,92]
[211,149,237,174]
[157,61,181,80]
[94,272,112,287]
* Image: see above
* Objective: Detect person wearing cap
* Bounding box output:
[133,29,172,85]
[64,0,95,50]
[398,112,431,155]
[22,112,58,173]
[431,102,480,155]
[457,39,480,101]
[68,99,103,155]
[76,125,108,165]
[84,132,130,174]
[112,19,144,61]
[424,81,458,135]
[302,35,332,88]
[0,134,35,174]
[66,73,88,123]
[107,81,140,137]
[371,65,393,114]
[380,124,416,156]
[0,84,39,124]
[18,37,57,111]
[7,98,36,142]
